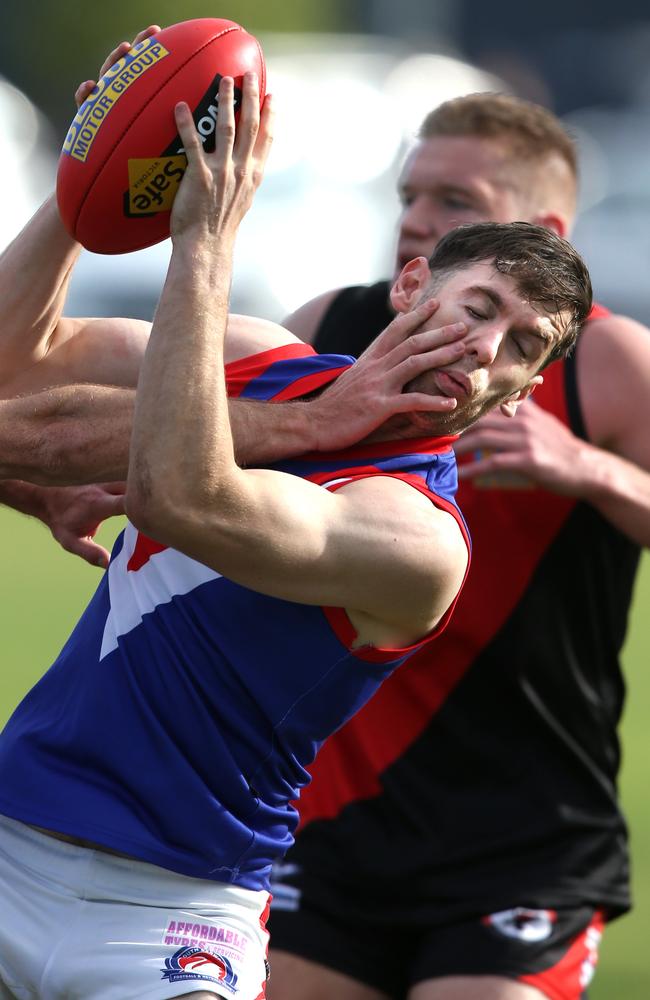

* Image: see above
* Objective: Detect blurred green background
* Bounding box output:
[0,509,648,998]
[0,0,346,135]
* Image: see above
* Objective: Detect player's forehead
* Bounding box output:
[399,134,515,190]
[438,259,514,295]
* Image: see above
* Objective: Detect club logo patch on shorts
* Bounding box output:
[483,907,557,943]
[161,946,238,992]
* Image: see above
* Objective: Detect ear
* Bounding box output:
[499,375,543,418]
[530,210,568,239]
[389,257,433,313]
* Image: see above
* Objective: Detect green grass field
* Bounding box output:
[0,507,648,997]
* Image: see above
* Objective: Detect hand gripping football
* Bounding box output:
[56,19,266,254]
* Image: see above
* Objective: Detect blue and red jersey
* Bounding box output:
[0,345,469,891]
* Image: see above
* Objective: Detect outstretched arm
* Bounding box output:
[0,384,134,484]
[0,294,465,493]
[126,75,467,646]
[0,195,82,385]
[0,27,160,398]
[0,34,464,583]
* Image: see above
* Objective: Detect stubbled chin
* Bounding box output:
[419,407,471,437]
[425,397,492,436]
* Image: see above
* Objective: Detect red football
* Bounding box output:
[56,19,266,254]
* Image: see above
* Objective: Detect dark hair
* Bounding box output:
[419,92,577,180]
[427,221,592,364]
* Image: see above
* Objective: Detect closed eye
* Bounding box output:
[466,306,486,321]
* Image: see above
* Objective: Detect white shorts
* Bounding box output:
[0,814,270,1000]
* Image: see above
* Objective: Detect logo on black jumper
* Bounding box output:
[160,946,239,992]
[483,907,557,943]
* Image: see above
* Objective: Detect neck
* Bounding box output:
[362,413,425,444]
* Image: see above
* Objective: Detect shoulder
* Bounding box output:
[581,309,649,346]
[224,314,304,364]
[335,473,468,639]
[578,310,650,449]
[578,310,650,390]
[0,315,151,396]
[282,288,347,344]
[337,473,468,573]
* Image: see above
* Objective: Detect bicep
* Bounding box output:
[224,314,303,363]
[580,316,650,470]
[0,316,151,396]
[30,313,300,389]
[159,471,467,635]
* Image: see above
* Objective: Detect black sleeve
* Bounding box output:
[313,282,393,358]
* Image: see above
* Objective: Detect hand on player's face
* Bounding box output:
[74,25,161,108]
[170,73,274,242]
[309,299,468,452]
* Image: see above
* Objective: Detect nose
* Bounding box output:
[465,322,504,366]
[401,196,439,239]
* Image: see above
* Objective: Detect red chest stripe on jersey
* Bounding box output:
[225,343,316,398]
[300,435,458,465]
[297,358,576,827]
[305,464,387,487]
[272,365,351,401]
[127,533,167,571]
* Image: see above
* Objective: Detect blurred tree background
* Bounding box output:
[0,0,347,137]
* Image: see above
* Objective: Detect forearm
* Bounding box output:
[0,385,133,485]
[128,239,236,526]
[230,398,318,465]
[574,440,650,548]
[0,373,327,490]
[127,78,275,533]
[0,195,82,379]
